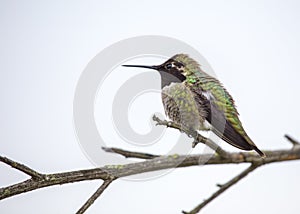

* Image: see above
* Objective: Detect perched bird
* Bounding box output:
[123,54,265,157]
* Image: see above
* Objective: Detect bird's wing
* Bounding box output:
[189,82,264,155]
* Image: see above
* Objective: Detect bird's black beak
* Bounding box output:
[122,64,160,70]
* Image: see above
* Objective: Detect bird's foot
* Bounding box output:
[192,140,200,148]
[199,124,212,132]
[187,130,200,148]
[199,127,211,132]
[166,121,173,127]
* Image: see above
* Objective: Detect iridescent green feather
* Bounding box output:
[172,54,252,144]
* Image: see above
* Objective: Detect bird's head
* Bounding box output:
[123,54,200,87]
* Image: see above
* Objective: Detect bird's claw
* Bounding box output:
[199,124,212,132]
[192,140,199,148]
[200,127,211,132]
[187,130,200,148]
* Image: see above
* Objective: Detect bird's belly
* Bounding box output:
[161,83,204,131]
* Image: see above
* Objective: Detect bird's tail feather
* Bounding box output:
[211,123,265,158]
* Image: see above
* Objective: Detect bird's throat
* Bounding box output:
[159,71,186,88]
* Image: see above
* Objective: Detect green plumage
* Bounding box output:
[171,54,264,157]
[174,54,246,138]
[123,54,265,157]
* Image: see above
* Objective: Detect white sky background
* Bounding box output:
[1,0,300,213]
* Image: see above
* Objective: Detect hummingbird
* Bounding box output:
[123,54,265,157]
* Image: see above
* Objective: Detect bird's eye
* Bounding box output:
[165,63,172,69]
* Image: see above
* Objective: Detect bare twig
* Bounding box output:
[152,115,229,158]
[0,156,44,180]
[284,134,300,147]
[1,134,300,213]
[76,179,114,214]
[1,145,299,201]
[182,163,261,214]
[102,147,159,159]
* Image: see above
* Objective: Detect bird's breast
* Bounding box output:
[161,83,204,130]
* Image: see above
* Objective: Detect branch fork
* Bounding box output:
[1,118,299,214]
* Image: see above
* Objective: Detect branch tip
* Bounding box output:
[216,183,223,188]
[76,179,114,214]
[103,147,159,159]
[183,164,260,214]
[0,156,44,180]
[284,134,300,147]
[101,147,113,152]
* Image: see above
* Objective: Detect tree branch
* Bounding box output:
[102,147,159,159]
[284,134,300,147]
[1,135,300,213]
[152,115,229,158]
[0,156,44,180]
[182,163,261,214]
[76,178,114,214]
[1,145,299,200]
